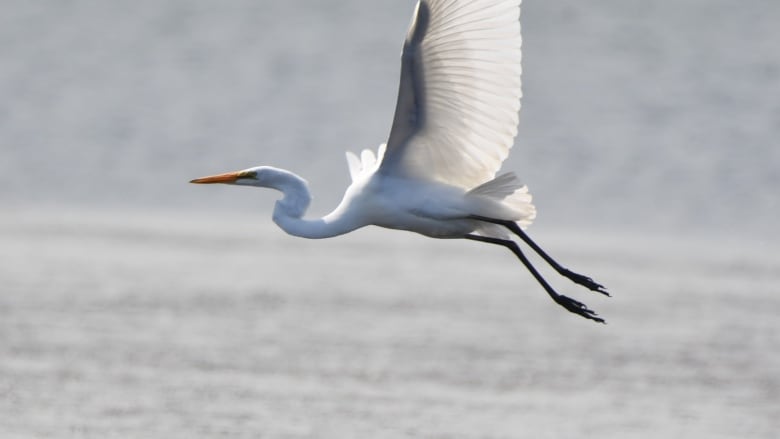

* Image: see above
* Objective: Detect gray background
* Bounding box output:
[2,0,778,437]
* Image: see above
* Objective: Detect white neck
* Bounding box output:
[264,168,358,239]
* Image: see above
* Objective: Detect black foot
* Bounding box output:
[554,294,605,324]
[561,268,610,297]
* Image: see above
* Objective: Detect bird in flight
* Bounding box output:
[191,0,610,322]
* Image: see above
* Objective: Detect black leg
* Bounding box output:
[470,216,609,296]
[465,234,605,323]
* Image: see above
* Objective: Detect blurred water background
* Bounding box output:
[1,0,779,438]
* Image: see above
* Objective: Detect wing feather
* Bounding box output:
[380,0,522,190]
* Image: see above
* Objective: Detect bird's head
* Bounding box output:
[191,165,312,217]
[190,166,271,187]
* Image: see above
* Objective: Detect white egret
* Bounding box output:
[191,0,609,322]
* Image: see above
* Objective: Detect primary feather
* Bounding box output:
[380,0,523,190]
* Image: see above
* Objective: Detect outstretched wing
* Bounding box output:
[379,0,523,190]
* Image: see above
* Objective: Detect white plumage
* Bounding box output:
[191,0,609,323]
[383,0,523,191]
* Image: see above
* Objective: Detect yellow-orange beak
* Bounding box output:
[190,171,250,184]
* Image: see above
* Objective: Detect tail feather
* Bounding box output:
[469,172,536,230]
[469,172,524,198]
[506,188,536,229]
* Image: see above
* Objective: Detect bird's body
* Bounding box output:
[192,0,610,322]
[264,162,530,240]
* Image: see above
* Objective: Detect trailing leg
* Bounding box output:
[470,216,609,296]
[465,234,604,323]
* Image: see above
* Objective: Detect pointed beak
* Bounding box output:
[190,171,244,184]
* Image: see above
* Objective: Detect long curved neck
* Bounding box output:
[265,168,357,239]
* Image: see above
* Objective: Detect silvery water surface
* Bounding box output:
[1,0,778,437]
